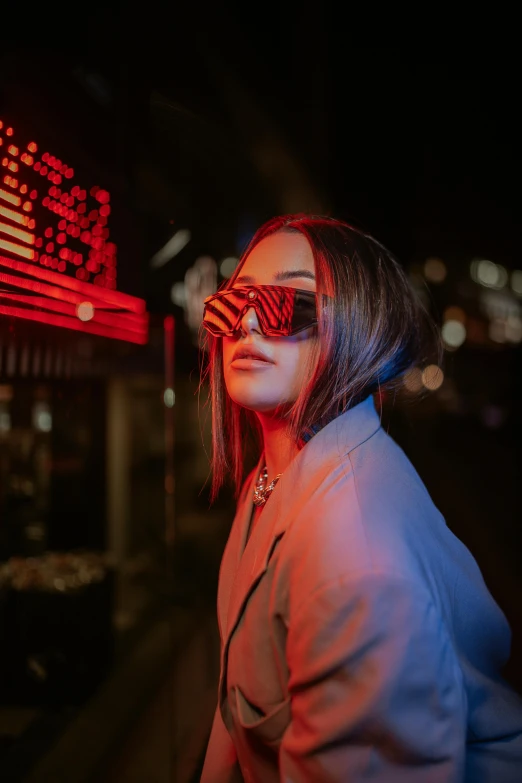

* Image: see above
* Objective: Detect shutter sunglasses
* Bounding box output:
[202,285,325,337]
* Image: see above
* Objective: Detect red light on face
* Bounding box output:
[8,145,19,156]
[6,128,13,136]
[28,142,37,153]
[30,189,37,199]
[20,184,28,194]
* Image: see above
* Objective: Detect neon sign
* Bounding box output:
[0,118,148,344]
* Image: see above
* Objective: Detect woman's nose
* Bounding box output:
[239,305,261,335]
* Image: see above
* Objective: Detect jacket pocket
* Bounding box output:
[234,686,291,744]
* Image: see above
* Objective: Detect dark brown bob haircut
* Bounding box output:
[199,214,441,504]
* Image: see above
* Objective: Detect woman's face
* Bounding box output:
[222,230,318,415]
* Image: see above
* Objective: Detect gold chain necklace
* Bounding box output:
[253,465,283,507]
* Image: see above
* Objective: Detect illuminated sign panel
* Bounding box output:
[0,118,148,344]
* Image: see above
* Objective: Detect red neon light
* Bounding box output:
[0,121,3,129]
[8,162,18,173]
[22,201,32,212]
[30,189,37,199]
[0,255,145,313]
[20,184,27,194]
[0,238,35,259]
[0,221,35,245]
[6,127,13,136]
[0,188,21,206]
[8,145,19,156]
[0,303,147,344]
[0,204,30,226]
[33,162,41,171]
[0,282,145,334]
[28,219,35,230]
[27,142,37,153]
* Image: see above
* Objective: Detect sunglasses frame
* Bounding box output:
[202,284,322,337]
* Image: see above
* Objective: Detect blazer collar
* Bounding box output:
[219,395,381,699]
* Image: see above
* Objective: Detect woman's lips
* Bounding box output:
[230,357,274,370]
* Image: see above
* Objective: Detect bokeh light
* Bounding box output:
[442,320,466,349]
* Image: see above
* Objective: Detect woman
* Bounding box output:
[199,214,522,782]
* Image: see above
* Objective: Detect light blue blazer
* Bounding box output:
[201,395,522,782]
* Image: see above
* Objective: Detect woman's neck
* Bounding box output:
[257,413,301,483]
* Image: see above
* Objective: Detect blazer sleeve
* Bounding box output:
[200,702,244,783]
[279,571,467,782]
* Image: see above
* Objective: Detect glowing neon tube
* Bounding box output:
[0,254,145,313]
[0,204,29,226]
[0,290,148,336]
[0,303,148,345]
[0,188,21,207]
[0,238,35,260]
[0,220,35,245]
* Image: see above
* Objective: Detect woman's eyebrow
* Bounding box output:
[234,269,316,285]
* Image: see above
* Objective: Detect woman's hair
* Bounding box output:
[199,213,441,503]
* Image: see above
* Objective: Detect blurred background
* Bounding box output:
[0,9,521,782]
